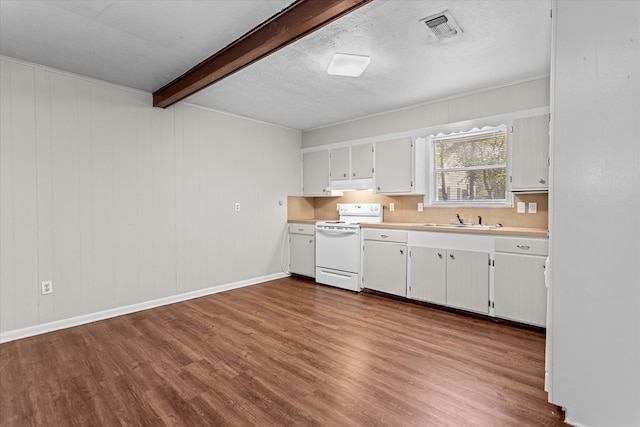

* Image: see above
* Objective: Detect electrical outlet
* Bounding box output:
[389,203,395,212]
[417,202,424,212]
[528,202,538,214]
[41,280,53,295]
[517,202,526,213]
[234,202,240,212]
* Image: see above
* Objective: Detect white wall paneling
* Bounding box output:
[302,77,550,148]
[1,60,40,331]
[0,57,301,340]
[550,1,640,426]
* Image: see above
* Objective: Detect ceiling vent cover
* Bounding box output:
[420,10,462,40]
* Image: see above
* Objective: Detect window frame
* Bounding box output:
[425,124,513,208]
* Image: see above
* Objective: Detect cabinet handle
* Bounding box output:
[298,228,304,232]
[380,234,389,239]
[309,239,313,244]
[400,249,404,255]
[437,252,443,259]
[449,254,455,260]
[343,173,347,177]
[516,245,530,250]
[377,186,381,191]
[538,179,546,184]
[352,172,356,177]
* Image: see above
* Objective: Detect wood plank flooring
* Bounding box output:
[0,277,565,426]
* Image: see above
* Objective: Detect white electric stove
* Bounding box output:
[315,203,383,291]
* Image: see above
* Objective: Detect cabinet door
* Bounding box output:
[351,143,373,179]
[375,137,413,193]
[329,147,350,181]
[511,115,549,190]
[409,247,446,305]
[289,234,315,278]
[302,150,329,196]
[363,241,407,297]
[446,250,489,314]
[494,253,547,326]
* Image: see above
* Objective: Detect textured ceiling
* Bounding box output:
[0,0,551,131]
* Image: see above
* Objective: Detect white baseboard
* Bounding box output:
[0,273,288,344]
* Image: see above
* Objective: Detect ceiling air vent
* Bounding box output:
[420,10,462,40]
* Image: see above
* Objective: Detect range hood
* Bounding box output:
[328,177,373,191]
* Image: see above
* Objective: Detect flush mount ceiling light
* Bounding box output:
[420,10,463,40]
[327,53,370,77]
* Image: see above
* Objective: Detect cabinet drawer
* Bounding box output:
[495,238,548,256]
[363,229,408,243]
[289,223,315,235]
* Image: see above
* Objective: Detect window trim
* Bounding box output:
[425,124,513,208]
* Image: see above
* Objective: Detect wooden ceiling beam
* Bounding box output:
[153,0,374,108]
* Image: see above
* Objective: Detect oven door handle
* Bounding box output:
[316,269,353,279]
[316,228,358,235]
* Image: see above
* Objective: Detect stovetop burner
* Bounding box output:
[316,203,383,228]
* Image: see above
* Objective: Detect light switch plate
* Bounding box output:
[517,202,526,213]
[389,202,395,212]
[417,202,424,212]
[528,202,538,214]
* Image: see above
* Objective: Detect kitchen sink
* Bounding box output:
[417,223,497,230]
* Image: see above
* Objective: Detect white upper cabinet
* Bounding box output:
[302,150,330,196]
[328,143,374,189]
[374,137,426,195]
[511,115,550,191]
[351,143,373,179]
[329,147,350,181]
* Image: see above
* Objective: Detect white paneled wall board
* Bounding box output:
[75,78,93,317]
[34,67,55,324]
[176,103,203,294]
[0,58,11,331]
[550,1,640,426]
[302,77,550,148]
[1,60,40,331]
[50,71,83,320]
[0,56,301,341]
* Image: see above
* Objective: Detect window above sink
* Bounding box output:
[424,124,513,208]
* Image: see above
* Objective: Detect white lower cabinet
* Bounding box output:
[409,247,446,305]
[410,247,489,314]
[361,229,546,325]
[493,238,548,326]
[362,229,408,297]
[288,223,315,278]
[445,249,490,314]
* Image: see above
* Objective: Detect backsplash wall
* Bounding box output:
[289,191,548,229]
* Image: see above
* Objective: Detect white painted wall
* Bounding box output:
[0,57,301,338]
[550,1,640,426]
[302,77,550,147]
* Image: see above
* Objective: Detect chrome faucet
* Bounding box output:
[455,212,464,224]
[478,215,482,225]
